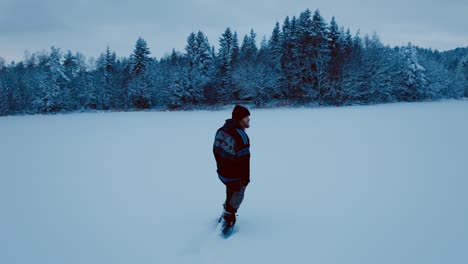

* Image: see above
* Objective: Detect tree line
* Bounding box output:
[1,9,467,116]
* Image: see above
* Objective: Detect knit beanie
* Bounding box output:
[232,105,250,120]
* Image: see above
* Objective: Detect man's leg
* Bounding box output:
[224,180,246,215]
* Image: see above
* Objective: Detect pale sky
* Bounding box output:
[0,0,467,63]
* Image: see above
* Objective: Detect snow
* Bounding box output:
[1,101,467,264]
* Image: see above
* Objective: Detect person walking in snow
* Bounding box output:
[213,105,251,233]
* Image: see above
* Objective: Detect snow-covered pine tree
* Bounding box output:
[166,50,189,109]
[195,31,214,104]
[290,10,314,101]
[130,37,151,76]
[234,29,260,101]
[256,37,268,65]
[326,16,343,105]
[20,53,42,113]
[342,28,353,59]
[288,9,330,103]
[0,64,10,115]
[353,34,399,104]
[455,54,468,98]
[399,43,428,101]
[186,32,198,102]
[216,28,237,103]
[240,29,258,64]
[63,51,79,80]
[34,46,68,113]
[250,38,280,106]
[196,31,214,76]
[62,50,80,110]
[310,9,330,104]
[327,27,355,105]
[280,16,299,101]
[256,35,266,54]
[150,55,170,108]
[77,71,98,109]
[339,31,365,105]
[10,62,31,113]
[232,32,240,68]
[267,22,285,99]
[128,37,152,109]
[416,48,451,100]
[68,52,93,110]
[95,47,119,110]
[185,31,213,104]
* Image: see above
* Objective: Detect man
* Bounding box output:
[213,105,251,234]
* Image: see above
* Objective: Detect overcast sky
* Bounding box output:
[1,0,467,63]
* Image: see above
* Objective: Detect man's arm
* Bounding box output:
[236,146,250,186]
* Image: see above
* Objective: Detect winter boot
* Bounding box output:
[220,211,236,237]
[223,211,236,226]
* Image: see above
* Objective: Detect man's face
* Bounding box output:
[240,116,250,129]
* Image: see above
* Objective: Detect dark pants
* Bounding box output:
[219,176,246,213]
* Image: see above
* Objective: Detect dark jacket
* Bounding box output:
[213,119,250,183]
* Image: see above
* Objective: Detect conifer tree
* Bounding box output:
[455,55,468,97]
[62,50,80,110]
[399,43,428,101]
[0,66,10,115]
[310,9,330,103]
[217,28,237,102]
[34,46,68,113]
[326,17,343,104]
[240,29,258,64]
[185,31,213,104]
[267,22,284,98]
[280,16,298,101]
[128,37,152,109]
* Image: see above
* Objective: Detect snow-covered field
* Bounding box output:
[1,101,467,264]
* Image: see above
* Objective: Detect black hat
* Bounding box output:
[232,105,250,120]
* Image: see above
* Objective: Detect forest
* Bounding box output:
[1,9,467,116]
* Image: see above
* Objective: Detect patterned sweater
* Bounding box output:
[213,119,250,181]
